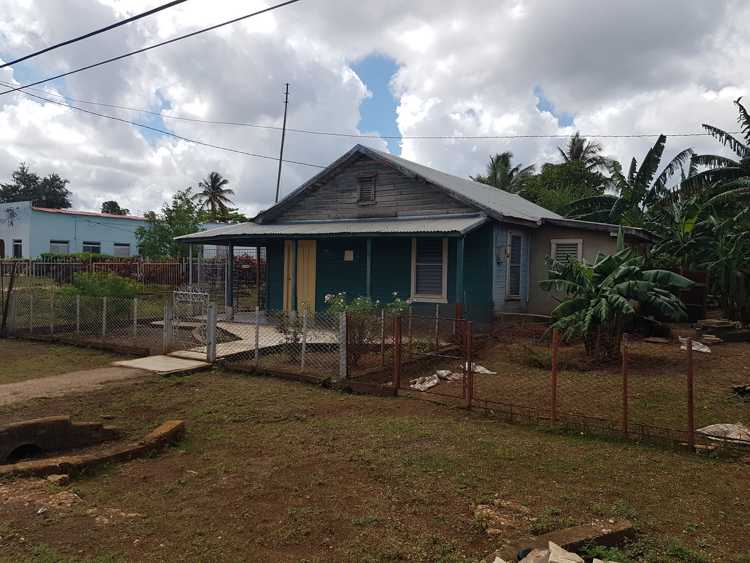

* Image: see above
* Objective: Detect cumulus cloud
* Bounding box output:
[0,0,748,217]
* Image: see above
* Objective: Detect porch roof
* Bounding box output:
[175,213,488,244]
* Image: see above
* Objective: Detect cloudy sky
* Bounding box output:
[0,0,747,216]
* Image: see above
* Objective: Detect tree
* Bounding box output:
[521,160,606,215]
[471,152,534,193]
[683,97,750,190]
[567,135,693,225]
[0,163,72,208]
[192,172,235,221]
[136,188,202,259]
[557,132,611,172]
[101,200,129,215]
[541,241,693,361]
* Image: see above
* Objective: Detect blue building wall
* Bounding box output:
[29,210,146,257]
[493,223,531,313]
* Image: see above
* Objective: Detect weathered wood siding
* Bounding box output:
[276,154,475,221]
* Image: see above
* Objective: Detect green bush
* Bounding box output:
[39,252,130,262]
[64,272,142,298]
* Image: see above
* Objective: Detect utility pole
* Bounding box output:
[275,83,290,203]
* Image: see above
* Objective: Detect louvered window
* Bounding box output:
[412,238,447,301]
[507,233,523,298]
[357,175,376,204]
[551,239,582,262]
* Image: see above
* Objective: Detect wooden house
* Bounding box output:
[177,145,651,319]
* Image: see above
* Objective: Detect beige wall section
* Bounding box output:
[527,225,619,315]
[276,154,475,221]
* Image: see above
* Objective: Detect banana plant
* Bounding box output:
[541,246,693,360]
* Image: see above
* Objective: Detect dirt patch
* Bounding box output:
[0,340,127,385]
[0,371,747,561]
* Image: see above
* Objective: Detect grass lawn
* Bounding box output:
[0,369,748,562]
[0,340,124,385]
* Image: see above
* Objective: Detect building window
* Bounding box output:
[507,232,523,299]
[113,243,130,257]
[357,175,377,204]
[551,239,583,262]
[12,239,22,259]
[49,240,70,255]
[82,241,101,254]
[411,238,448,302]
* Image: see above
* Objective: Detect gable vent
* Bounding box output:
[357,175,377,204]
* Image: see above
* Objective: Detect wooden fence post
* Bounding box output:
[393,315,402,392]
[49,290,54,335]
[75,295,80,336]
[686,337,695,452]
[621,333,629,438]
[551,328,560,423]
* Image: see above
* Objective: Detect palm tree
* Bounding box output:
[558,132,610,172]
[681,97,750,203]
[567,135,693,225]
[193,172,235,220]
[471,152,534,193]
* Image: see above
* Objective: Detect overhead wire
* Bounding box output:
[0,0,303,97]
[0,0,189,69]
[0,79,326,169]
[2,82,742,141]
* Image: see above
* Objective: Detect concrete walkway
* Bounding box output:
[169,321,339,362]
[0,367,151,407]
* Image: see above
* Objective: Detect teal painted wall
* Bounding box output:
[263,232,494,319]
[315,239,367,310]
[266,240,285,310]
[462,223,494,322]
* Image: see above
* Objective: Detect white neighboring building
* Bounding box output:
[0,201,147,258]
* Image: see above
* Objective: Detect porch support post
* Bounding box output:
[455,236,465,306]
[290,239,298,312]
[225,243,235,316]
[365,238,372,298]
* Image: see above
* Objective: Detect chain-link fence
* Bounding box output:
[219,309,343,379]
[5,288,208,356]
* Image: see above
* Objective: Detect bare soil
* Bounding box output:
[0,367,748,562]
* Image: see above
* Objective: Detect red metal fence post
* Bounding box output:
[686,337,695,451]
[393,315,402,393]
[551,328,560,423]
[622,333,629,438]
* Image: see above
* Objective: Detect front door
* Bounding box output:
[283,240,317,313]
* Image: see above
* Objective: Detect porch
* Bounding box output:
[176,214,495,323]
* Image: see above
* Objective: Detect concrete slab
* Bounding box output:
[112,355,209,375]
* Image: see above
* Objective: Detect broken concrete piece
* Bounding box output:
[697,423,750,444]
[548,542,584,562]
[679,337,710,353]
[499,520,635,562]
[409,375,440,391]
[46,474,70,486]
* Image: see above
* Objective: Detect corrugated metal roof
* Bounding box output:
[33,207,146,221]
[176,214,487,242]
[363,147,562,223]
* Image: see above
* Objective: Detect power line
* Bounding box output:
[0,0,189,69]
[3,83,743,142]
[0,0,303,97]
[1,81,325,169]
